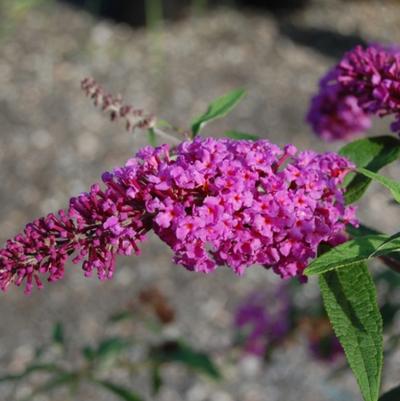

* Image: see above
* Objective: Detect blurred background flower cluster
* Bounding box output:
[0,1,400,400]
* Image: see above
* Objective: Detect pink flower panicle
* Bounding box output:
[0,138,357,294]
[307,81,372,141]
[307,44,400,140]
[0,180,151,294]
[81,77,156,133]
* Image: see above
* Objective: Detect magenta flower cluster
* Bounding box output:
[307,44,400,141]
[0,138,357,293]
[234,285,291,356]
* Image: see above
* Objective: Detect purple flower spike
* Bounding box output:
[307,43,400,140]
[234,284,292,357]
[0,138,357,293]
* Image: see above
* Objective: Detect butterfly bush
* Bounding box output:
[307,44,400,140]
[0,137,357,294]
[234,285,291,356]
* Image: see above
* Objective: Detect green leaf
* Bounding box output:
[82,338,130,365]
[82,345,96,362]
[339,136,400,204]
[148,128,157,147]
[379,384,400,401]
[305,235,400,276]
[151,341,221,380]
[108,310,133,323]
[0,363,63,383]
[93,379,144,401]
[151,364,163,395]
[357,168,400,204]
[95,337,130,362]
[191,89,246,136]
[319,263,383,401]
[20,372,79,401]
[156,119,173,129]
[339,136,400,177]
[346,225,400,264]
[370,232,400,258]
[34,372,78,392]
[52,322,65,346]
[223,130,260,141]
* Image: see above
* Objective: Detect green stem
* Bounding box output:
[146,0,164,30]
[192,0,208,16]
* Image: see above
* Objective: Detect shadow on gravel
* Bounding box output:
[58,0,310,27]
[58,0,366,61]
[278,22,367,59]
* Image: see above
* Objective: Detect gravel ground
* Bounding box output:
[0,1,399,400]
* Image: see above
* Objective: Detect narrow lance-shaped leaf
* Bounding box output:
[370,232,400,257]
[305,235,400,276]
[94,337,131,363]
[82,337,131,365]
[357,168,400,204]
[339,136,400,204]
[20,372,79,401]
[347,225,400,269]
[108,310,133,323]
[150,341,221,380]
[223,130,260,141]
[91,379,144,401]
[0,363,64,383]
[151,364,163,395]
[319,262,383,401]
[52,322,65,346]
[156,119,173,129]
[191,89,246,136]
[147,128,157,147]
[82,346,96,362]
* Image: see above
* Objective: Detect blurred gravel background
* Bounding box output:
[0,1,399,400]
